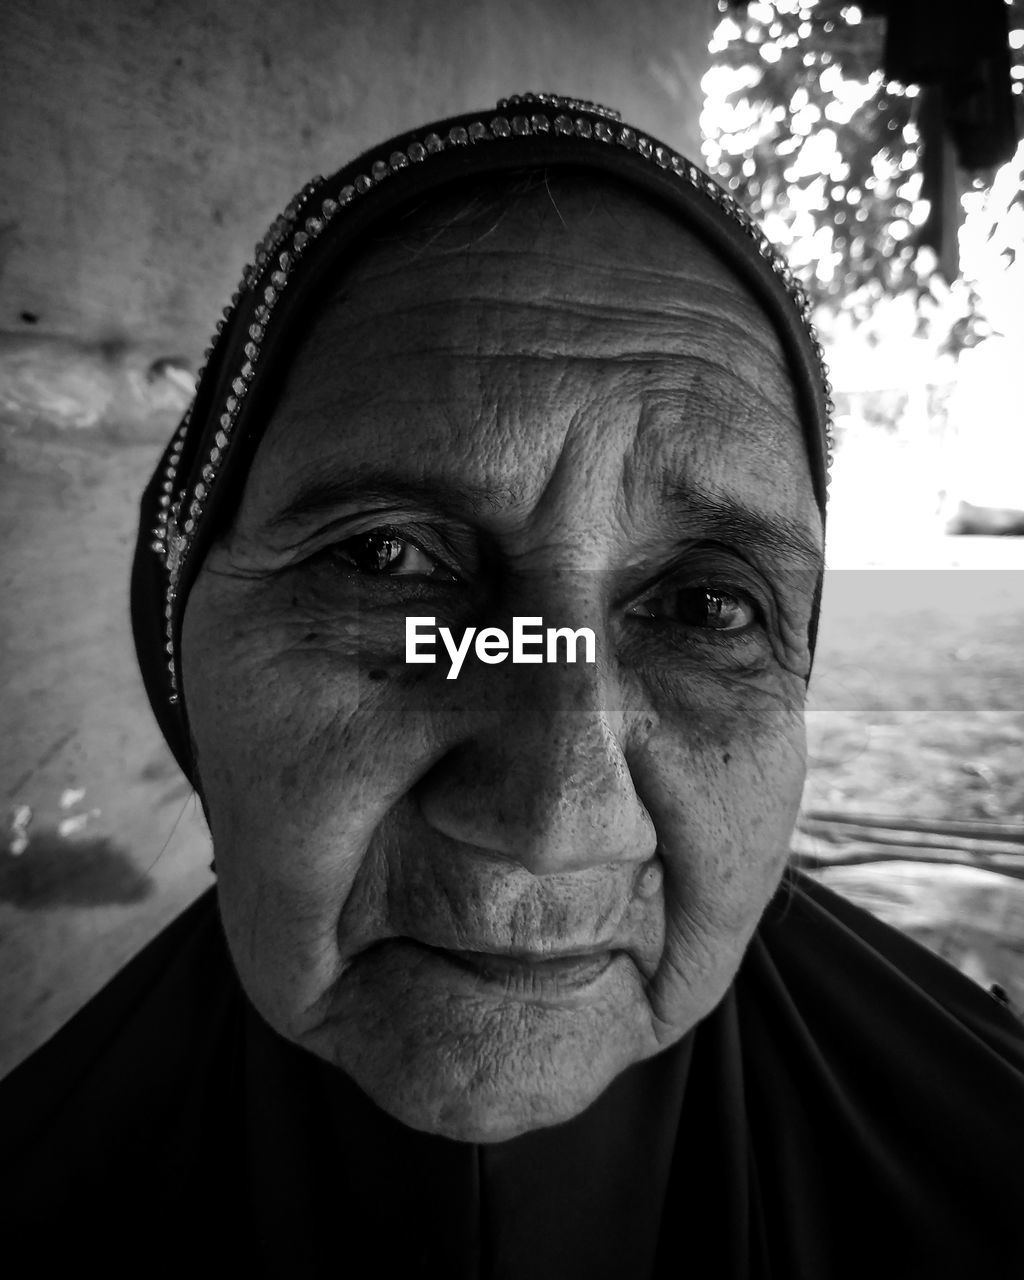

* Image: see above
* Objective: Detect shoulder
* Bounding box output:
[758,868,1024,1067]
[1,888,232,1110]
[732,870,1024,1272]
[1,888,244,1261]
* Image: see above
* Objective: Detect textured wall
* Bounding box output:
[1,0,714,356]
[0,0,716,1075]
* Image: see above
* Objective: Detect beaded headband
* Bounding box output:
[133,93,833,770]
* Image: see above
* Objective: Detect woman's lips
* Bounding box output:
[446,946,614,982]
[400,938,619,997]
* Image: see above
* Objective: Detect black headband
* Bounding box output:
[132,93,832,777]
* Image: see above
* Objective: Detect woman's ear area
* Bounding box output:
[186,727,213,833]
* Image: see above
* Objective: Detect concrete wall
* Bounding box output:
[2,0,713,356]
[0,0,716,1075]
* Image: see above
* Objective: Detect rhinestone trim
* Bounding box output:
[155,93,834,705]
[498,93,622,122]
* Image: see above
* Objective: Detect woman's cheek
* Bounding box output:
[182,583,404,1016]
[635,686,805,1036]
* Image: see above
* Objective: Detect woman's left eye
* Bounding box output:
[331,528,454,579]
[629,584,758,632]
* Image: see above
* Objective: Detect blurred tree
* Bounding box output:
[702,0,1024,336]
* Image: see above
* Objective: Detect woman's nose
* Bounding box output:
[416,658,657,875]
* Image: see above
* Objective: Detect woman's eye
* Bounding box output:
[333,529,453,579]
[630,585,758,632]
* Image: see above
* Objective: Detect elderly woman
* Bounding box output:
[4,96,1023,1275]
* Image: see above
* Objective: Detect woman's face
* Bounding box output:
[181,180,823,1142]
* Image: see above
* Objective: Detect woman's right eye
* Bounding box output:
[330,528,456,580]
[628,583,759,633]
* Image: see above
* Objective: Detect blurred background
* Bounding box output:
[1,0,1022,1076]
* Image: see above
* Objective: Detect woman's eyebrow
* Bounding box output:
[261,465,822,569]
[661,476,824,571]
[262,467,510,533]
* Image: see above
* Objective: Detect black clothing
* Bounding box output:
[5,872,1022,1277]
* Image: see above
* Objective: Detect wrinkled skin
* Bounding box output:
[181,177,824,1142]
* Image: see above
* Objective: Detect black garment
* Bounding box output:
[4,872,1022,1277]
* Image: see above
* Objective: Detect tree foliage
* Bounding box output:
[702,0,1024,325]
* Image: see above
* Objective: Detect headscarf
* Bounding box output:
[131,93,834,778]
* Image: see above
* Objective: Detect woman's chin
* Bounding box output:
[300,955,658,1142]
[344,1051,629,1144]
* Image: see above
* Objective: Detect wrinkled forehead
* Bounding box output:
[246,173,821,549]
[285,173,799,391]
